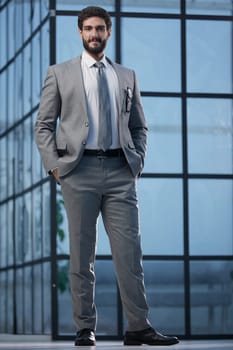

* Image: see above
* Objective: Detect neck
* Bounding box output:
[85,50,104,61]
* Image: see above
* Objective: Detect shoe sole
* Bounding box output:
[75,340,96,346]
[124,339,179,346]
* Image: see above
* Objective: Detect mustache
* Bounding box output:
[88,37,102,43]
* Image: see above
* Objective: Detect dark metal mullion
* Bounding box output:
[49,0,58,340]
[12,157,17,334]
[181,0,191,338]
[115,0,124,339]
[38,0,46,334]
[115,0,121,64]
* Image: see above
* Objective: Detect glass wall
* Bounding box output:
[0,0,233,340]
[0,0,51,334]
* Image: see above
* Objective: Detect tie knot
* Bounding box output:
[94,61,104,69]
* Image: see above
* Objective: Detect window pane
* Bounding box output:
[144,260,185,335]
[0,204,7,267]
[33,187,42,259]
[15,197,24,264]
[56,16,115,64]
[42,182,51,257]
[7,201,14,266]
[24,193,32,262]
[0,7,7,68]
[15,268,23,333]
[24,117,32,188]
[0,272,7,332]
[43,262,51,334]
[33,264,42,333]
[143,97,182,173]
[8,63,14,127]
[122,0,180,13]
[32,111,43,183]
[41,20,50,80]
[139,178,183,255]
[32,32,41,107]
[188,99,233,174]
[186,0,233,15]
[187,20,233,93]
[41,0,49,21]
[6,269,14,333]
[14,125,24,194]
[14,54,23,122]
[189,179,233,255]
[24,266,32,333]
[15,0,23,51]
[8,1,15,59]
[57,188,69,255]
[190,261,233,334]
[56,0,115,11]
[0,138,7,201]
[32,0,41,32]
[23,0,32,41]
[0,71,7,133]
[23,44,32,115]
[7,132,14,197]
[122,18,181,92]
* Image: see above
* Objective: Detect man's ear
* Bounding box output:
[107,28,112,38]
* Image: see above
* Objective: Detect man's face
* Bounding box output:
[79,16,111,56]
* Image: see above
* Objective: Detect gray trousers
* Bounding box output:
[60,154,150,332]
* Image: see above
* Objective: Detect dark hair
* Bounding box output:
[78,6,112,30]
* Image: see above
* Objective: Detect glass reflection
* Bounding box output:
[189,179,233,255]
[122,18,181,92]
[190,261,233,334]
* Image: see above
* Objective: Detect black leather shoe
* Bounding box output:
[124,327,179,346]
[74,328,96,346]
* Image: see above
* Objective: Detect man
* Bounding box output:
[35,6,179,347]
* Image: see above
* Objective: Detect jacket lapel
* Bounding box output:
[70,56,88,119]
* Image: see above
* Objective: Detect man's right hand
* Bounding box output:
[52,168,60,184]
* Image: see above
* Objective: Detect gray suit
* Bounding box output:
[35,55,150,332]
[35,56,147,177]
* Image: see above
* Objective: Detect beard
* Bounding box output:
[82,37,107,55]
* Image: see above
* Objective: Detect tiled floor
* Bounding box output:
[0,336,232,350]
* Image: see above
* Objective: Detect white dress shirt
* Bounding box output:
[81,50,120,149]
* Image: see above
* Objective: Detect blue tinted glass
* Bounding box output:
[122,18,181,92]
[143,97,182,173]
[187,20,233,93]
[56,0,115,11]
[0,7,7,68]
[144,260,185,334]
[190,261,233,334]
[189,179,233,255]
[186,0,233,15]
[188,99,233,174]
[122,0,180,13]
[139,178,183,255]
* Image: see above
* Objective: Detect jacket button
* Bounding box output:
[82,141,86,145]
[85,122,89,127]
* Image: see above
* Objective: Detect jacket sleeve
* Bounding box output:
[34,66,61,173]
[128,71,148,169]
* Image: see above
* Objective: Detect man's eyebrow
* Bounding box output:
[83,25,106,29]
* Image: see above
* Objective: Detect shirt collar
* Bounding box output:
[82,50,108,68]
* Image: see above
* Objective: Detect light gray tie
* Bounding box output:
[95,62,112,151]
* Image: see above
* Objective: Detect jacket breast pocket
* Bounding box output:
[125,87,133,113]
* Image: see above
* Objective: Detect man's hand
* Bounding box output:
[52,168,60,184]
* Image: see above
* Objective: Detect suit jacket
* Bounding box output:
[35,55,148,177]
